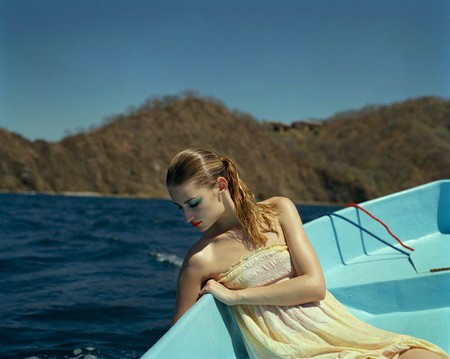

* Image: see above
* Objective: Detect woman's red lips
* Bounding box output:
[190,221,202,228]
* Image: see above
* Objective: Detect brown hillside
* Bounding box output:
[1,95,449,203]
[273,96,450,199]
[0,95,326,202]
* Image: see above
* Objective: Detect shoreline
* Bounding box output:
[0,190,345,206]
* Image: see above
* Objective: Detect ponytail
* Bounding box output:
[221,157,278,248]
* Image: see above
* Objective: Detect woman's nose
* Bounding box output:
[183,209,193,223]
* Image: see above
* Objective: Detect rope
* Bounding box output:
[326,212,412,257]
[345,203,415,252]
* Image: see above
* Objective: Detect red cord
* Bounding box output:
[345,203,415,252]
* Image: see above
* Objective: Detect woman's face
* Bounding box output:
[168,179,224,232]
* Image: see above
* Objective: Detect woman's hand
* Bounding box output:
[199,279,240,306]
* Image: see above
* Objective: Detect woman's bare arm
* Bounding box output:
[172,250,210,324]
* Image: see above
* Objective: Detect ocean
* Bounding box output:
[0,193,341,359]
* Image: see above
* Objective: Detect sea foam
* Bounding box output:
[149,250,183,268]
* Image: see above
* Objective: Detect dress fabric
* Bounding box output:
[217,244,448,359]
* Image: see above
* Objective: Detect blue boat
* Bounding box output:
[141,180,450,358]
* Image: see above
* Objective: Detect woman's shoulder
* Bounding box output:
[182,232,237,276]
[182,237,214,272]
[260,196,297,211]
[261,196,302,224]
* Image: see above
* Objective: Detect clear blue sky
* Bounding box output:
[1,0,449,141]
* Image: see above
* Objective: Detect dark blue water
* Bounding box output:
[0,194,340,359]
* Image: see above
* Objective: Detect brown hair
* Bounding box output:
[166,148,277,248]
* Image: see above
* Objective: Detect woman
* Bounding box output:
[166,148,448,359]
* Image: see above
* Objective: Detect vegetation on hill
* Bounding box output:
[1,94,449,203]
[270,96,450,201]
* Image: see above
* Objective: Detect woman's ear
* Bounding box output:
[217,177,228,192]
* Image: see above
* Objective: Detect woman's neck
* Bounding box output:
[210,190,241,234]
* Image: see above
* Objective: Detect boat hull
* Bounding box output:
[141,180,450,358]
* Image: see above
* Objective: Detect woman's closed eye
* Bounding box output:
[187,197,202,208]
[172,197,202,210]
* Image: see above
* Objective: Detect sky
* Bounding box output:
[0,0,449,142]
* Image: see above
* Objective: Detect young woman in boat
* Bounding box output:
[166,148,448,359]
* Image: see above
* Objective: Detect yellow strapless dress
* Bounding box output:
[217,245,448,359]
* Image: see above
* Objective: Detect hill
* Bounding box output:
[1,94,449,203]
[269,96,450,201]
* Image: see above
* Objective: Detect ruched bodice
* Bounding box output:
[218,244,294,289]
[217,245,448,359]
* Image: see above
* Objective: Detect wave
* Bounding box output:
[149,250,183,268]
[22,347,100,359]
